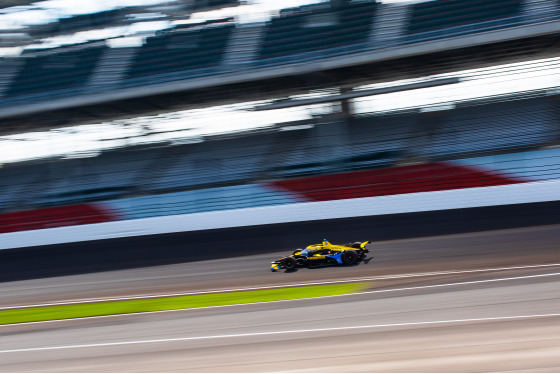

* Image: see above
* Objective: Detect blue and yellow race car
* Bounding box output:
[271,239,371,272]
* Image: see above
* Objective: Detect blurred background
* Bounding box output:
[1,0,560,371]
[1,0,560,238]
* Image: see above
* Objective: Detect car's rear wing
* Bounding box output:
[360,241,371,249]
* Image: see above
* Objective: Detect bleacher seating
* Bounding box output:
[345,113,418,164]
[456,148,560,182]
[124,25,234,83]
[147,135,271,191]
[422,98,556,158]
[259,2,377,63]
[110,184,302,220]
[0,0,556,106]
[36,150,155,205]
[1,94,558,213]
[4,46,105,98]
[265,127,331,178]
[52,9,124,35]
[0,163,47,209]
[0,184,25,210]
[3,2,560,234]
[406,0,523,39]
[266,115,411,178]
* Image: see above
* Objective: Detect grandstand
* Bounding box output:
[1,0,560,242]
[4,5,560,372]
[0,0,34,9]
[2,91,560,227]
[1,0,559,119]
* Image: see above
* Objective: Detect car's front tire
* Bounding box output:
[282,257,298,271]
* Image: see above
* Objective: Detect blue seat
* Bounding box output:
[126,25,234,81]
[407,0,523,38]
[4,46,104,97]
[259,2,377,62]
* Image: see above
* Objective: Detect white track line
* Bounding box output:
[2,271,560,328]
[354,271,560,296]
[3,262,560,310]
[1,312,560,354]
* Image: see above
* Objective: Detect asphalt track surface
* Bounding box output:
[1,224,560,372]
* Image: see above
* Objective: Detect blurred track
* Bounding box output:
[1,224,559,307]
[1,224,560,371]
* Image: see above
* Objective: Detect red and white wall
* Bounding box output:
[1,148,559,240]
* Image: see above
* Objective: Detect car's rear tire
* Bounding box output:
[342,250,358,265]
[282,257,297,271]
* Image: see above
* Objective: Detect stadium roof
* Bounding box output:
[1,27,558,137]
[0,0,34,9]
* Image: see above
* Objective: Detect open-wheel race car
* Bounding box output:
[270,239,371,272]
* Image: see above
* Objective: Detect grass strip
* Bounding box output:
[0,282,369,325]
